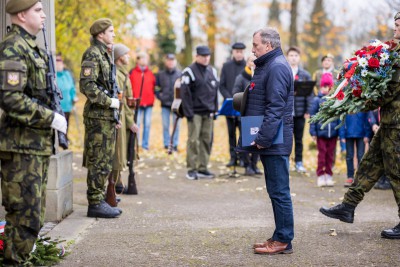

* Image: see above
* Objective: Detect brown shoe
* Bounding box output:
[253,238,272,249]
[254,241,293,255]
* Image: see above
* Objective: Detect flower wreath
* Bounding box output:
[310,39,400,129]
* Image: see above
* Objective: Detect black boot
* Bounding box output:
[252,164,262,175]
[381,223,400,239]
[319,203,355,223]
[244,166,255,176]
[87,200,120,218]
[226,158,237,167]
[374,176,391,190]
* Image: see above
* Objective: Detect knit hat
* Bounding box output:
[6,0,40,14]
[90,18,113,36]
[114,44,130,61]
[320,72,334,87]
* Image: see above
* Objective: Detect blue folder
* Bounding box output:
[241,116,283,147]
[218,98,241,117]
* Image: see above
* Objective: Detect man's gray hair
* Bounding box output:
[253,27,281,49]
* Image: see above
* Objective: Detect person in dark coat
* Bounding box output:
[220,42,246,167]
[156,54,182,151]
[286,46,313,173]
[236,28,294,255]
[232,55,261,175]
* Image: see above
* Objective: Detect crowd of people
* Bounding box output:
[1,0,400,264]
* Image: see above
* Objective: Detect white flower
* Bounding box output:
[380,59,386,66]
[380,52,389,60]
[361,69,368,77]
[358,57,368,68]
[371,39,389,49]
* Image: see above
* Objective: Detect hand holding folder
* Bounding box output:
[241,116,283,147]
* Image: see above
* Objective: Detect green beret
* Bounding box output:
[6,0,40,14]
[90,18,113,36]
[395,12,400,21]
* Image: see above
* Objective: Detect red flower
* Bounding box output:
[385,40,398,50]
[249,82,255,90]
[294,75,299,80]
[336,90,345,100]
[355,50,366,57]
[368,57,380,68]
[352,88,362,97]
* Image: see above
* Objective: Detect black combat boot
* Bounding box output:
[244,166,255,176]
[381,223,400,239]
[319,203,355,223]
[87,200,120,218]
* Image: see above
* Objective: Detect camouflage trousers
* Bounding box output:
[0,152,49,266]
[83,118,116,205]
[344,127,400,217]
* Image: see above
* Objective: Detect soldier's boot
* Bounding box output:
[87,200,120,218]
[381,223,400,239]
[319,203,355,223]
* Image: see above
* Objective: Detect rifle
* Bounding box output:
[42,25,68,150]
[106,45,121,205]
[168,79,183,155]
[126,73,144,195]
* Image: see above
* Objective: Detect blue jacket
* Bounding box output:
[309,93,340,138]
[339,112,372,139]
[236,47,294,155]
[57,69,76,113]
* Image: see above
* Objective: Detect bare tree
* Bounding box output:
[289,0,299,47]
[183,0,194,66]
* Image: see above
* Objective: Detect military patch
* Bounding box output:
[7,72,19,86]
[83,68,92,77]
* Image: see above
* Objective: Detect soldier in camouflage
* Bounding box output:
[320,11,400,239]
[0,0,67,265]
[107,43,138,203]
[80,18,121,218]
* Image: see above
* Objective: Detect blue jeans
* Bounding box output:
[161,107,181,148]
[345,137,365,178]
[260,155,294,244]
[137,106,153,150]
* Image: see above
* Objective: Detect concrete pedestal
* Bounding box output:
[46,150,74,222]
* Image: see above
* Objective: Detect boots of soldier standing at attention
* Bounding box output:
[87,200,120,218]
[319,203,355,223]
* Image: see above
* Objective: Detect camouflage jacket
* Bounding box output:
[80,38,114,120]
[0,25,54,156]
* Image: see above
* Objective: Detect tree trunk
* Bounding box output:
[289,0,298,47]
[206,0,217,66]
[183,0,193,66]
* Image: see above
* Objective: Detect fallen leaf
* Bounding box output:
[328,189,335,193]
[329,202,336,206]
[256,187,264,191]
[291,193,296,197]
[208,230,217,234]
[137,201,142,205]
[329,229,337,236]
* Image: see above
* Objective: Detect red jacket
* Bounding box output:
[129,65,156,107]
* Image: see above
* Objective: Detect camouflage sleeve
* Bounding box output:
[79,52,112,107]
[0,59,54,127]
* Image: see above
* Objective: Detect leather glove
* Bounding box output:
[51,113,67,134]
[110,98,120,109]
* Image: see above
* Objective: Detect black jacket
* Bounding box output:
[180,62,219,119]
[232,68,252,94]
[293,67,313,117]
[156,68,182,108]
[219,59,246,99]
[236,47,294,155]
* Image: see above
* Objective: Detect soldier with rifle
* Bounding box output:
[0,0,67,265]
[106,44,138,205]
[80,18,122,218]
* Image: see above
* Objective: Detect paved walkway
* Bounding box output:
[7,152,400,266]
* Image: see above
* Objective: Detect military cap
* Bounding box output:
[196,45,211,56]
[395,12,400,21]
[232,42,246,50]
[90,18,113,36]
[6,0,40,14]
[114,44,130,61]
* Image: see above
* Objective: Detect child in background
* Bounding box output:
[339,112,372,187]
[310,73,340,187]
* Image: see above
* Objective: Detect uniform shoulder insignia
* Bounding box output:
[182,67,195,82]
[0,60,27,92]
[80,61,96,79]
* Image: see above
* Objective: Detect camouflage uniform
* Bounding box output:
[344,45,400,217]
[80,38,117,205]
[0,25,54,265]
